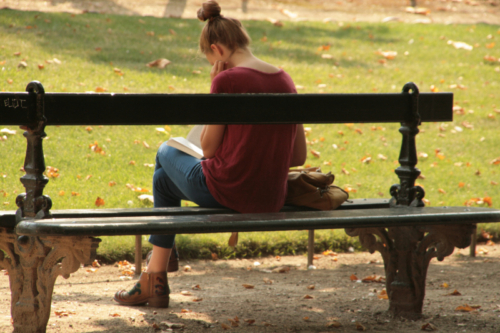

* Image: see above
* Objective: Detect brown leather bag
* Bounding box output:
[285,167,349,210]
[228,167,348,248]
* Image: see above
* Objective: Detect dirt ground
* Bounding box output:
[1,244,500,332]
[1,0,499,25]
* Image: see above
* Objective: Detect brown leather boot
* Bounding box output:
[146,246,179,272]
[114,271,169,307]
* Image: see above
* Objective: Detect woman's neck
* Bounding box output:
[225,48,255,69]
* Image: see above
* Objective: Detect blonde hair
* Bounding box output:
[197,1,251,54]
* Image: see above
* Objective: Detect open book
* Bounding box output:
[166,125,204,159]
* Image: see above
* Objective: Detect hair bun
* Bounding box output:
[197,0,221,22]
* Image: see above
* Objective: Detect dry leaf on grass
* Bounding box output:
[307,285,315,290]
[146,58,171,68]
[242,284,255,289]
[221,323,231,330]
[266,18,283,27]
[95,197,105,207]
[303,295,314,299]
[192,284,201,290]
[192,298,203,302]
[350,274,359,281]
[244,319,255,325]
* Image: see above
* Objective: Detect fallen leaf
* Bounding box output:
[355,322,366,331]
[95,87,107,93]
[310,149,321,158]
[445,289,461,296]
[181,291,192,296]
[307,285,315,290]
[192,298,203,302]
[58,190,65,196]
[303,295,314,299]
[377,50,397,59]
[350,274,359,281]
[327,321,342,328]
[95,197,105,207]
[146,59,171,69]
[244,319,255,325]
[303,316,310,322]
[378,289,389,299]
[221,323,231,330]
[272,266,290,273]
[455,304,480,312]
[362,274,386,283]
[448,40,473,50]
[266,18,283,27]
[263,278,273,284]
[180,309,192,313]
[458,182,465,188]
[421,322,438,331]
[211,253,218,260]
[71,192,80,196]
[137,194,154,203]
[441,282,449,288]
[242,284,255,289]
[192,284,201,290]
[109,313,121,317]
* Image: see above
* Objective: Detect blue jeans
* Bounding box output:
[148,143,224,249]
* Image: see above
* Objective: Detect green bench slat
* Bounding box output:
[16,207,500,237]
[0,198,390,229]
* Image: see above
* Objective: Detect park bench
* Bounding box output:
[1,80,500,333]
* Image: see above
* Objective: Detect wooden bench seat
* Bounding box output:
[16,206,500,237]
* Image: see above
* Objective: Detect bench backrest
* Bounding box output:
[1,82,452,125]
[0,81,453,222]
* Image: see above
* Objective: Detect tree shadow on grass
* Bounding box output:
[0,9,401,78]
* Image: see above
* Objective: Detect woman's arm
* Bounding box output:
[200,125,226,159]
[289,124,307,167]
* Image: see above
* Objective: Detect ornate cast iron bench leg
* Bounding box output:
[346,83,474,318]
[0,228,100,333]
[346,224,473,319]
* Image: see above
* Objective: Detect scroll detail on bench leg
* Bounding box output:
[0,228,100,333]
[346,223,474,319]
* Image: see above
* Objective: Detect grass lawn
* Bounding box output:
[1,9,499,261]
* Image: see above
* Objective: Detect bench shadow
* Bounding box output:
[40,254,500,332]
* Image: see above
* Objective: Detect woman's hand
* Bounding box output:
[210,60,227,82]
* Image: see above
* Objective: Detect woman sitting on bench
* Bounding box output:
[114,0,307,308]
